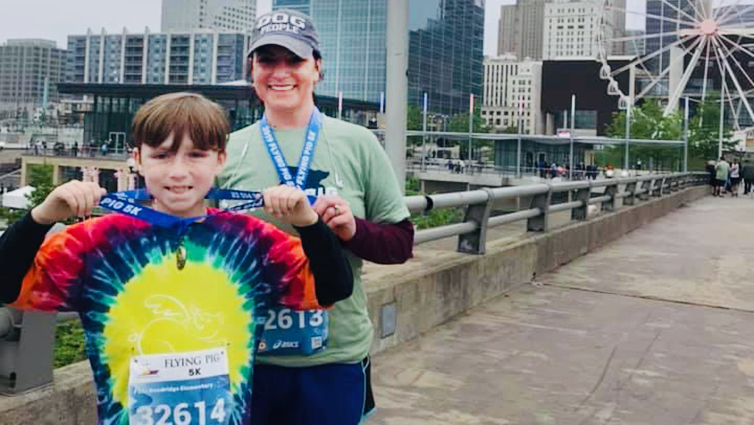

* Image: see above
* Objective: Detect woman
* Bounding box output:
[730,159,740,197]
[218,9,414,425]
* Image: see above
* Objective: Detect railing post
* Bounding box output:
[0,308,56,393]
[603,182,620,212]
[623,179,637,206]
[571,182,591,221]
[527,184,552,232]
[657,177,667,196]
[639,179,652,201]
[457,188,493,255]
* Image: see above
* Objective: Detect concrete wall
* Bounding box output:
[0,185,708,423]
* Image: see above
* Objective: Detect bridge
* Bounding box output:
[369,193,754,425]
[0,174,732,423]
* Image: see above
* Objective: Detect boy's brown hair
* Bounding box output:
[132,92,229,153]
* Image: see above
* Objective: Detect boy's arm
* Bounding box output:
[262,185,354,306]
[294,219,354,306]
[1,180,104,307]
[0,212,53,304]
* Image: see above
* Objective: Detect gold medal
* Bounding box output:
[176,245,186,270]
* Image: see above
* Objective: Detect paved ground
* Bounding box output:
[369,196,754,425]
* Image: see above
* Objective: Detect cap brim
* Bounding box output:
[248,34,314,59]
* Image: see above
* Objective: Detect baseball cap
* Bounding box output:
[248,9,320,59]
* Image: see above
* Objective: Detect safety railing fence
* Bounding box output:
[0,172,708,394]
[406,160,680,179]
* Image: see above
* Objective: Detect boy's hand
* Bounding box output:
[263,185,318,227]
[31,181,107,225]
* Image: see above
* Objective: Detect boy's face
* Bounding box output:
[134,133,226,218]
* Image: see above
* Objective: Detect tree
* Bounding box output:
[604,99,683,171]
[688,93,735,163]
[447,106,492,160]
[447,105,491,134]
[406,105,423,132]
[0,164,55,227]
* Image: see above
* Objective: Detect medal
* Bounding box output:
[176,244,186,270]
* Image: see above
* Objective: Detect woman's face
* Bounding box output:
[251,45,321,113]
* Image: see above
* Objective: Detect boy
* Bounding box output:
[0,92,353,425]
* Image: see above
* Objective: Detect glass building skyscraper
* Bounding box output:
[271,0,484,116]
[645,0,696,95]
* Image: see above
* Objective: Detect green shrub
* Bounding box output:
[53,321,87,368]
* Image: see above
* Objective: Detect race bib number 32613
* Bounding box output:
[129,347,233,425]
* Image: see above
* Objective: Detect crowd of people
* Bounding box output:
[536,159,599,180]
[28,140,128,157]
[708,156,754,197]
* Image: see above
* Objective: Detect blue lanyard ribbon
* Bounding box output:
[259,108,322,192]
[99,189,265,234]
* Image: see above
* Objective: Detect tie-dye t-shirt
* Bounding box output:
[10,210,322,425]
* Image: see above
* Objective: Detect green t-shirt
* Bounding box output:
[218,115,410,367]
[716,161,730,181]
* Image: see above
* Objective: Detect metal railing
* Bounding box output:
[405,172,707,251]
[0,172,708,394]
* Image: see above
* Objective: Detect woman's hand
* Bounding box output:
[263,185,319,227]
[31,180,107,225]
[313,195,356,241]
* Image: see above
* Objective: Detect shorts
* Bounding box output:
[731,177,741,186]
[250,357,375,425]
[716,179,726,187]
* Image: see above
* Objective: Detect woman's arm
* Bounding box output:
[344,218,414,264]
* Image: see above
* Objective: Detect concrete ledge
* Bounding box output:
[0,361,96,424]
[0,185,708,423]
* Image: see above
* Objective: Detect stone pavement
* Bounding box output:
[369,196,754,425]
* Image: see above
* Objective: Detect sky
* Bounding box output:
[1,0,751,56]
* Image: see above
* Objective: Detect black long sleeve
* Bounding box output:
[0,212,53,304]
[294,218,353,306]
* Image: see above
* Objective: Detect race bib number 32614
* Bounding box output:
[129,347,233,425]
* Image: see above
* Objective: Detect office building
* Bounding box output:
[624,29,646,57]
[481,55,542,135]
[0,39,66,111]
[714,3,754,25]
[161,0,256,32]
[543,0,625,60]
[497,0,546,60]
[272,0,484,116]
[645,0,697,77]
[66,29,250,85]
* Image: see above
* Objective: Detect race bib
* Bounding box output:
[128,347,232,425]
[257,308,328,356]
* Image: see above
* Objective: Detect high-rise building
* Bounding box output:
[161,0,256,33]
[66,29,250,85]
[714,3,754,25]
[0,39,66,111]
[408,0,485,115]
[624,29,646,57]
[271,0,484,116]
[481,55,542,135]
[645,1,697,76]
[543,0,626,60]
[497,0,546,60]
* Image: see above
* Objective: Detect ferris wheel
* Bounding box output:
[596,0,754,130]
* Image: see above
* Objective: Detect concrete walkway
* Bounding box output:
[369,196,754,425]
